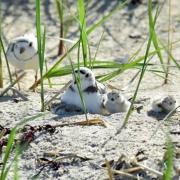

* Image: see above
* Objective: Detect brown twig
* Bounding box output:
[0,72,26,96]
[10,87,29,101]
[131,158,163,177]
[105,158,114,180]
[112,170,140,179]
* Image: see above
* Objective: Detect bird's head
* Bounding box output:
[73,67,96,89]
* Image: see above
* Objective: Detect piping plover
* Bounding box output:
[104,91,131,113]
[6,33,39,70]
[152,95,176,113]
[6,33,39,89]
[61,67,107,114]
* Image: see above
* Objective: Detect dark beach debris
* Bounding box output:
[130,0,142,6]
[0,118,106,150]
[169,131,180,135]
[0,125,11,136]
[129,34,142,39]
[135,105,143,114]
[0,138,8,151]
[33,152,92,178]
[102,154,164,179]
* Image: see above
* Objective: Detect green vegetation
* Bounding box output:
[0,0,179,179]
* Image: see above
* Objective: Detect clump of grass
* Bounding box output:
[29,0,128,90]
[36,0,46,111]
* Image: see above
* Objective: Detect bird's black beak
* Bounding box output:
[20,47,25,54]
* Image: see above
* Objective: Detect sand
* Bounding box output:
[0,0,180,179]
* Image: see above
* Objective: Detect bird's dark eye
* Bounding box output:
[111,98,114,101]
[29,42,32,47]
[85,73,89,78]
[80,70,86,74]
[117,95,119,98]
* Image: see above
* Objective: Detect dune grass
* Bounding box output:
[36,0,46,111]
[0,0,179,178]
[29,0,128,90]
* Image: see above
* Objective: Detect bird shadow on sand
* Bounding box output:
[50,102,85,119]
[147,110,171,120]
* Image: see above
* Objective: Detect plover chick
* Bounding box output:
[152,95,176,113]
[61,67,107,114]
[105,91,131,113]
[6,33,39,89]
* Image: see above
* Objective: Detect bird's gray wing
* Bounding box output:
[96,81,106,94]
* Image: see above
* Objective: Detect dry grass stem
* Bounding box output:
[0,72,26,96]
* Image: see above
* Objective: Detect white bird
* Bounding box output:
[104,91,131,113]
[61,67,107,114]
[152,95,176,113]
[6,33,39,89]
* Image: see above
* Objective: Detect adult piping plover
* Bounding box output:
[61,67,107,114]
[104,91,131,113]
[151,95,176,113]
[6,33,39,87]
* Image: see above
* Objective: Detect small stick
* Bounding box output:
[51,118,106,128]
[123,167,144,173]
[29,78,41,90]
[0,72,26,96]
[15,69,21,90]
[44,80,71,108]
[112,170,139,179]
[131,158,163,177]
[105,158,113,180]
[10,87,29,101]
[33,70,38,92]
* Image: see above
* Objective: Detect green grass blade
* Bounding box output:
[78,0,88,66]
[36,0,45,111]
[0,36,13,84]
[149,5,166,73]
[91,31,104,69]
[0,0,2,88]
[159,39,180,69]
[163,137,173,180]
[0,128,16,180]
[13,145,20,180]
[122,0,155,126]
[66,46,88,120]
[30,0,128,88]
